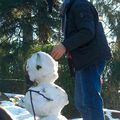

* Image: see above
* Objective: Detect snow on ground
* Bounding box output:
[104,109,120,120]
[0,101,33,120]
[0,93,120,120]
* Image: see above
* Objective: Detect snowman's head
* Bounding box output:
[26,51,58,84]
[25,83,69,118]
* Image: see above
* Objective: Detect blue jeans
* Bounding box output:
[74,61,105,120]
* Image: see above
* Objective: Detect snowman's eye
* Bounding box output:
[36,65,42,70]
[55,87,58,89]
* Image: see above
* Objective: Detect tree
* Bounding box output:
[0,0,60,79]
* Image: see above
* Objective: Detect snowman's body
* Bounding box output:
[24,52,69,120]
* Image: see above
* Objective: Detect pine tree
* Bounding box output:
[0,0,60,79]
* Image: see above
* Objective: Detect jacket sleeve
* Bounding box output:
[62,3,96,51]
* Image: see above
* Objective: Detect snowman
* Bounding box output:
[24,51,69,120]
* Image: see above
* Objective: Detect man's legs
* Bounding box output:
[74,61,105,120]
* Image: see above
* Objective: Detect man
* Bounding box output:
[51,0,111,119]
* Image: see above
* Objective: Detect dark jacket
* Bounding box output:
[62,0,112,70]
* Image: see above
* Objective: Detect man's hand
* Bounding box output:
[51,43,66,60]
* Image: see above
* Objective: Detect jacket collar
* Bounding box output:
[61,0,88,15]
